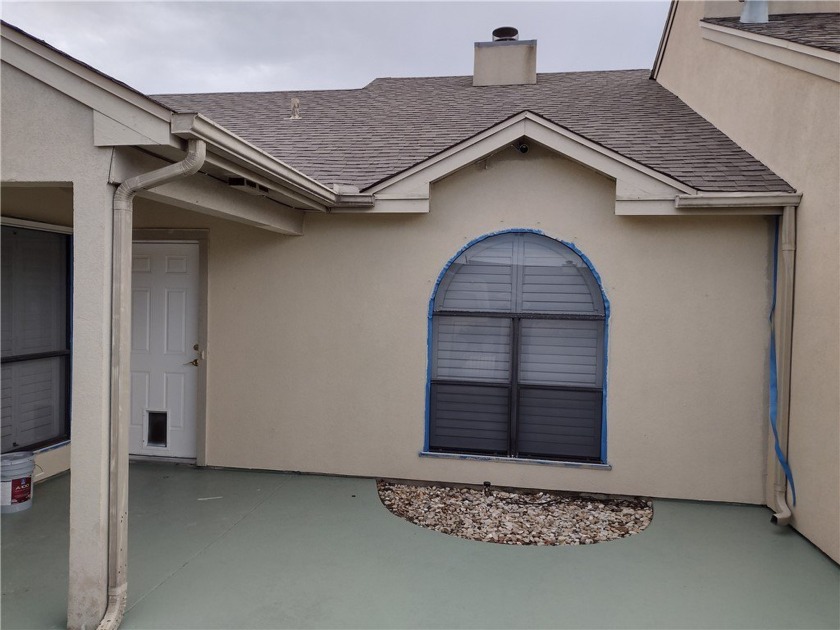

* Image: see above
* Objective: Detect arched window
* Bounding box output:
[428,232,607,462]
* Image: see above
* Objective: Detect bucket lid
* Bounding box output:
[1,452,34,466]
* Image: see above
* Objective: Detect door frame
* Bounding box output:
[133,229,209,466]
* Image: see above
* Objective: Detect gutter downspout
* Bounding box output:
[771,205,796,526]
[97,139,206,630]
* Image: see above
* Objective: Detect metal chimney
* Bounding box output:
[739,0,769,24]
[492,26,519,41]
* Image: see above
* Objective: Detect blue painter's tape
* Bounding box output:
[424,228,610,464]
[768,219,796,505]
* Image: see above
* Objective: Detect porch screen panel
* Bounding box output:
[1,226,70,452]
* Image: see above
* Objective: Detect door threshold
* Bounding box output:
[129,455,197,465]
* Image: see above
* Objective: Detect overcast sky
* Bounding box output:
[1,1,670,94]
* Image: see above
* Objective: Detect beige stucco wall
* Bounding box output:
[657,0,840,561]
[134,143,774,505]
[2,61,115,627]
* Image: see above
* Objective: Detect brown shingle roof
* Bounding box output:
[703,13,840,54]
[157,70,792,193]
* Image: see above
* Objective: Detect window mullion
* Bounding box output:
[508,235,526,458]
[509,317,520,457]
[511,233,525,313]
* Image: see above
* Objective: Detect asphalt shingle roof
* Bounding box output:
[156,70,793,193]
[703,13,840,54]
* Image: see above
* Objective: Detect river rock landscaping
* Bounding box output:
[377,481,653,546]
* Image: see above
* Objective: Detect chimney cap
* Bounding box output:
[492,26,519,41]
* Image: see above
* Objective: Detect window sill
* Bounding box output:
[418,451,611,470]
[33,440,71,454]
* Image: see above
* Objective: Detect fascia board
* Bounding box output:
[521,116,693,195]
[1,29,173,128]
[329,197,428,214]
[171,113,337,208]
[700,22,840,83]
[93,111,175,148]
[366,117,528,196]
[651,0,679,80]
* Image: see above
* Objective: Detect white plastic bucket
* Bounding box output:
[1,451,35,513]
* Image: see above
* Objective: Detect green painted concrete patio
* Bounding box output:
[2,463,838,629]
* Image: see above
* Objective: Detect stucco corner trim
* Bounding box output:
[418,451,613,470]
[700,21,840,83]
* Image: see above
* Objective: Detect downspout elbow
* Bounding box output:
[771,487,792,526]
[114,139,206,210]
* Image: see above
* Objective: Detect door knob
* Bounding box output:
[184,358,199,367]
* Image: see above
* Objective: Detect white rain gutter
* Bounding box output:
[170,113,376,210]
[674,192,802,209]
[771,205,796,526]
[97,139,206,630]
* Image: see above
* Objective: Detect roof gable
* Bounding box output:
[367,111,689,214]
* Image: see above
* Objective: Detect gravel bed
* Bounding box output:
[377,481,653,546]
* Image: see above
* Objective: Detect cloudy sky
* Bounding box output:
[1,1,670,94]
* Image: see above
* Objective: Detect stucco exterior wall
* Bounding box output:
[1,62,115,627]
[657,0,840,561]
[135,144,774,505]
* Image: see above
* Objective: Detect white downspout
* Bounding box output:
[97,139,206,630]
[771,205,795,526]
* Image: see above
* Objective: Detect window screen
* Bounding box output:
[429,233,605,462]
[1,226,71,453]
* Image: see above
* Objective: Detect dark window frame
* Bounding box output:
[426,231,608,463]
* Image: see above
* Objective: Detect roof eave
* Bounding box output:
[699,20,840,83]
[675,191,802,209]
[171,113,340,210]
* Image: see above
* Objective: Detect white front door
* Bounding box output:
[130,242,200,459]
